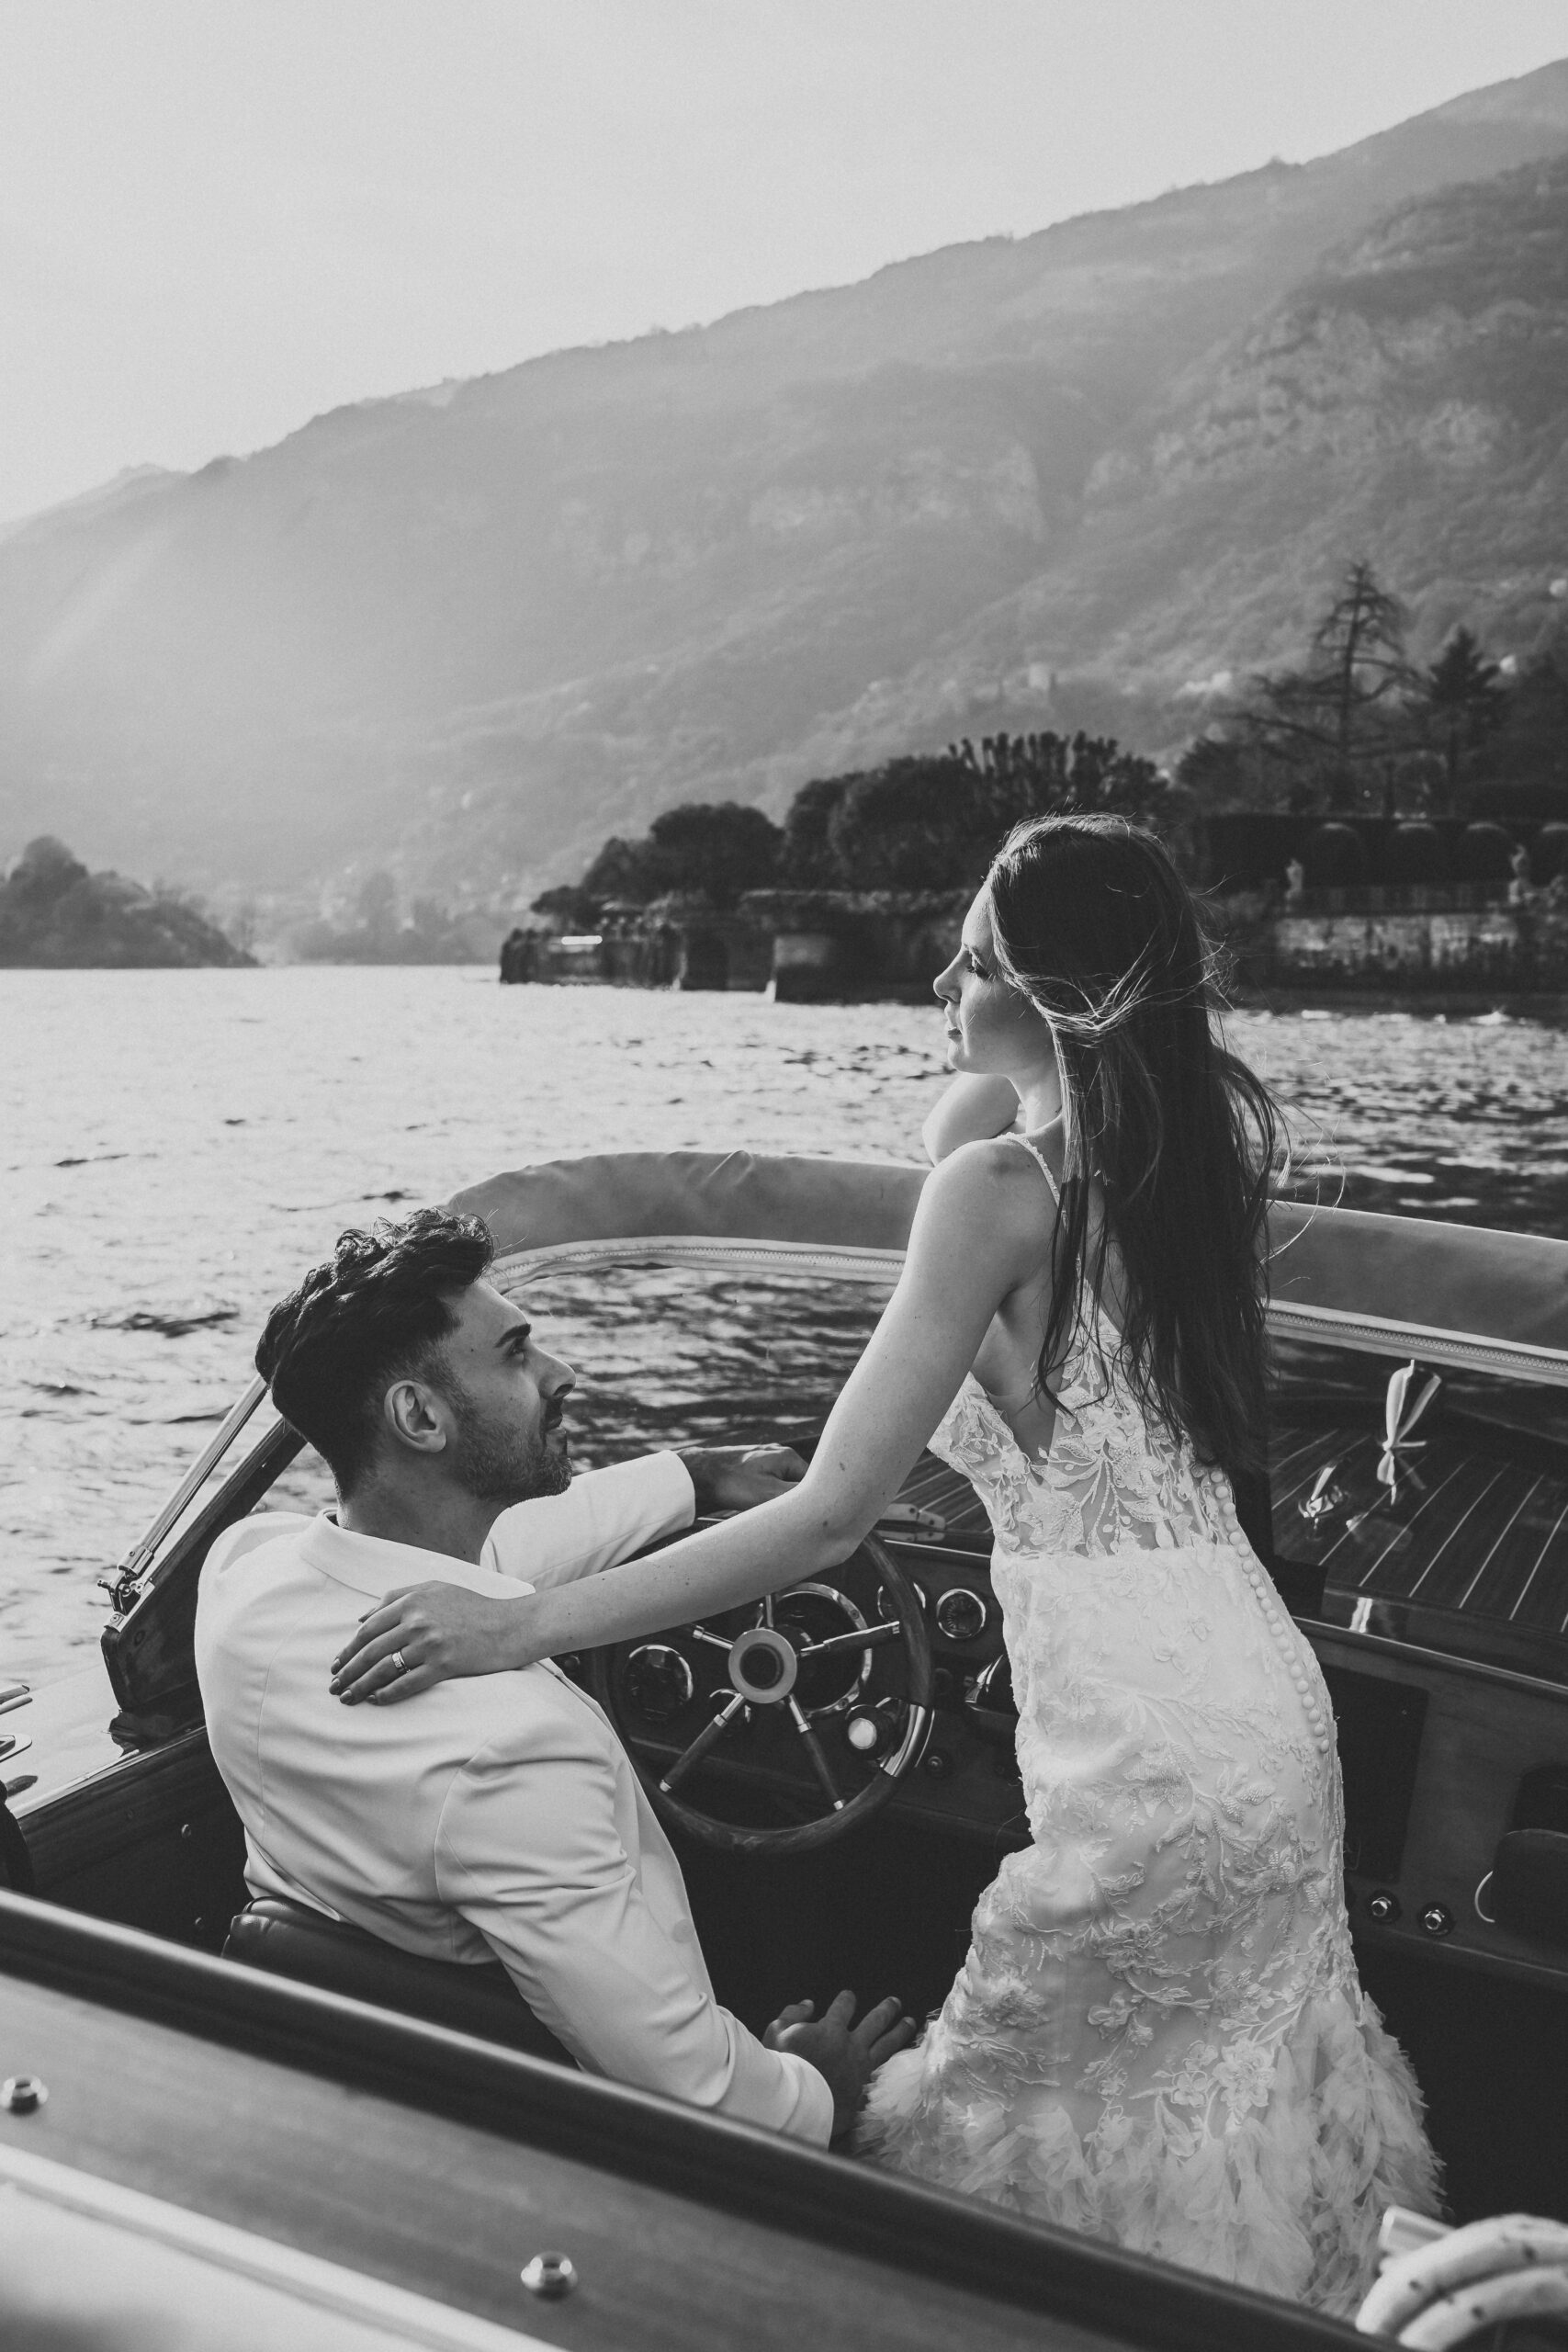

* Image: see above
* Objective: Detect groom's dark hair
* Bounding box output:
[256,1208,494,1492]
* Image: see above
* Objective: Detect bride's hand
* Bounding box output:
[330,1583,545,1704]
[920,1074,1021,1165]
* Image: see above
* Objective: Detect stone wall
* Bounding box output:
[502,910,773,990]
[1264,903,1568,990]
[739,889,965,1001]
[1207,812,1568,894]
[508,889,1568,1000]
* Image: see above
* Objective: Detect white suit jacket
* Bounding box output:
[196,1453,831,2144]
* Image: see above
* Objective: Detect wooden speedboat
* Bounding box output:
[4,1152,1565,2348]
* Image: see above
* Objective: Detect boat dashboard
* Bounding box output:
[596,1326,1568,1997]
[9,1317,1567,2016]
[12,1325,1567,2006]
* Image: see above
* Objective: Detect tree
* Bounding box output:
[950,729,1164,823]
[555,738,1168,913]
[780,775,856,887]
[826,756,987,890]
[1238,560,1416,811]
[577,832,671,908]
[1175,735,1256,808]
[6,835,88,905]
[530,882,598,927]
[645,802,781,905]
[819,733,1165,891]
[355,870,398,943]
[1315,562,1414,795]
[1465,629,1568,818]
[564,801,783,914]
[1415,627,1508,812]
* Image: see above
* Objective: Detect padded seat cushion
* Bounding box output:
[224,1896,572,2066]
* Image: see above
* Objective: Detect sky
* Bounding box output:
[3,0,1567,524]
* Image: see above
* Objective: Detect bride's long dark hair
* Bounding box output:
[986,813,1280,1474]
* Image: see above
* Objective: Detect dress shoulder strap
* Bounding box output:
[1002,1129,1062,1207]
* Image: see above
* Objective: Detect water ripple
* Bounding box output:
[3,970,1565,1684]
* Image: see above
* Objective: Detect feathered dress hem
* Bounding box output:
[855,1983,1441,2319]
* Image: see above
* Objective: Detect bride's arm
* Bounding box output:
[333,1142,1049,1700]
[920,1074,1020,1165]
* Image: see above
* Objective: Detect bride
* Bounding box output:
[331,813,1438,2311]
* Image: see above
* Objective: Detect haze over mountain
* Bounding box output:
[3,58,1567,910]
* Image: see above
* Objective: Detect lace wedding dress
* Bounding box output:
[857,1136,1438,2314]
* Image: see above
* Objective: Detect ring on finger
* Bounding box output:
[390,1648,409,1677]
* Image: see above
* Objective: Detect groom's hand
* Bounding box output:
[677,1442,807,1513]
[764,1990,916,2142]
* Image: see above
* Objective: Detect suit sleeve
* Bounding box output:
[482,1453,695,1591]
[434,1708,833,2144]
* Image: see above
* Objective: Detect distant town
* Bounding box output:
[5,560,1564,994]
[501,563,1568,1001]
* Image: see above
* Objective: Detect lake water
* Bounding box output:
[4,967,1566,1689]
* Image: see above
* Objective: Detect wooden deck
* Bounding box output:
[889,1419,1568,1665]
[1271,1423,1568,1637]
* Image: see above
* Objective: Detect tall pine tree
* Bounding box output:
[1417,627,1506,812]
[1240,560,1416,811]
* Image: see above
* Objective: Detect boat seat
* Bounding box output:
[223,1896,573,2066]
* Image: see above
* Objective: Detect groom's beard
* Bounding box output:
[447,1381,572,1506]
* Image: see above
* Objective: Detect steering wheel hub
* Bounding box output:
[590,1531,932,1857]
[726,1625,799,1705]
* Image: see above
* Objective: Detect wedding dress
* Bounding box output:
[857,1136,1438,2314]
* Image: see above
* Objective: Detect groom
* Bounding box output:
[196,1207,910,2145]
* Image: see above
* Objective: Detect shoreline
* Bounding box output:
[1233,987,1568,1019]
[4,961,1566,1021]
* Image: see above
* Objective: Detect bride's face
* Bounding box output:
[934,893,1055,1080]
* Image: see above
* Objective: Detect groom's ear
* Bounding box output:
[382,1377,450,1459]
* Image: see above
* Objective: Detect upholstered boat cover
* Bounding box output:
[451,1151,1568,1384]
[456,1151,928,1283]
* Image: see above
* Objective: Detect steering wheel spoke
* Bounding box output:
[659,1691,746,1795]
[795,1620,900,1662]
[788,1696,845,1812]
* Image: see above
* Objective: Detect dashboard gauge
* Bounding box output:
[934,1587,988,1645]
[624,1643,694,1720]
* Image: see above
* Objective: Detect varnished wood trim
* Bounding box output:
[21,1728,225,1890]
[0,1890,1352,2352]
[1304,1618,1568,1704]
[0,2142,554,2352]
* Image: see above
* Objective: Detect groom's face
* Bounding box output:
[428,1278,576,1505]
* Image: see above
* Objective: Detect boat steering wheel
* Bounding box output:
[588,1534,933,1856]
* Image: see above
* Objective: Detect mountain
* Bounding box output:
[803,143,1568,784]
[3,59,1567,909]
[951,149,1568,688]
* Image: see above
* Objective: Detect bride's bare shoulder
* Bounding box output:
[919,1135,1060,1241]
